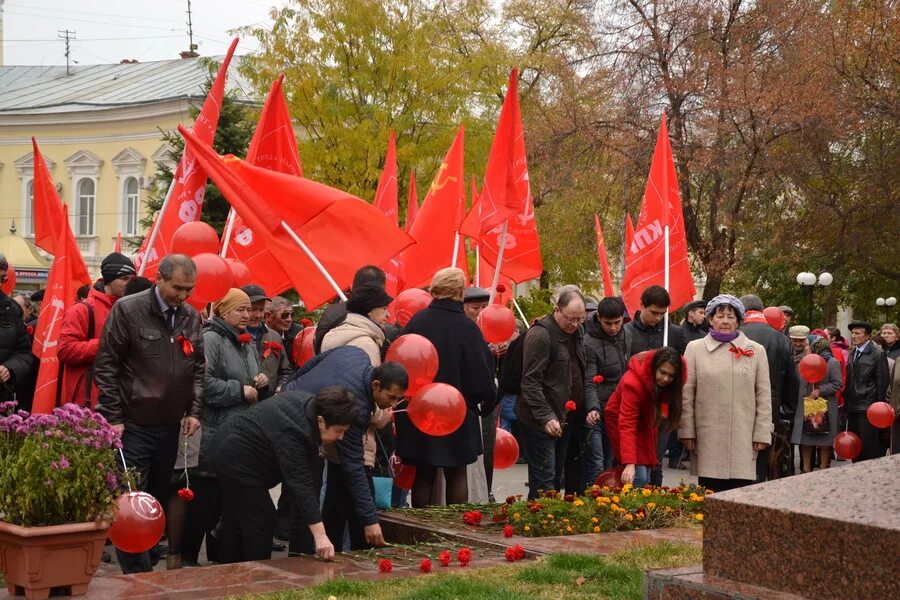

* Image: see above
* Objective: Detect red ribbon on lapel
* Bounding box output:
[729,346,755,359]
[176,334,194,357]
[262,341,283,359]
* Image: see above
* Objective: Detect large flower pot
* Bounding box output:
[0,520,108,600]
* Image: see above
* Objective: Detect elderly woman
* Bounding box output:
[678,295,772,492]
[321,282,393,366]
[790,335,841,472]
[177,288,268,567]
[395,268,496,507]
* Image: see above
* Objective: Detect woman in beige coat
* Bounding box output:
[679,295,772,492]
[321,283,392,366]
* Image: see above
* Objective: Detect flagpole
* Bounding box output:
[475,244,481,287]
[663,224,670,347]
[279,220,347,302]
[488,221,508,304]
[451,231,461,269]
[137,179,176,276]
[220,208,237,258]
[512,296,528,324]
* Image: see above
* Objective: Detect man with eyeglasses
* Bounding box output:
[0,254,35,405]
[243,285,293,399]
[267,296,303,368]
[516,288,587,499]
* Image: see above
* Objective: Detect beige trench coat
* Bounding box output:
[678,332,773,481]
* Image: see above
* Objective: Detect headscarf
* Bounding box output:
[705,294,746,322]
[212,288,251,317]
[809,335,833,360]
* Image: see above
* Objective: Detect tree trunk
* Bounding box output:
[702,274,723,301]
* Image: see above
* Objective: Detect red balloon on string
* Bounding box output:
[0,266,16,295]
[225,258,252,288]
[799,354,827,383]
[763,306,786,331]
[867,402,896,429]
[171,221,220,257]
[385,334,439,395]
[594,465,625,488]
[477,305,516,344]
[833,431,862,460]
[292,327,316,367]
[191,253,233,304]
[408,382,467,436]
[108,491,166,554]
[392,288,432,327]
[493,428,520,469]
[393,463,416,490]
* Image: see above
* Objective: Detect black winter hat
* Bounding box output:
[101,252,136,284]
[347,282,393,315]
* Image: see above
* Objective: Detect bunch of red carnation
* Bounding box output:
[462,510,483,525]
[505,545,526,562]
[457,548,472,567]
[378,558,393,573]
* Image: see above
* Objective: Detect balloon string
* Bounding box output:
[118,447,133,492]
[392,409,408,414]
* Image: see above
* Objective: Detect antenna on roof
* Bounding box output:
[180,0,199,59]
[58,29,76,75]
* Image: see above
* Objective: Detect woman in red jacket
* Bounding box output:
[605,347,685,488]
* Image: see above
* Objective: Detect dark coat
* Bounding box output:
[681,321,708,345]
[313,301,347,355]
[283,322,303,368]
[284,346,379,526]
[583,315,631,415]
[209,389,323,526]
[626,311,686,356]
[0,292,34,403]
[741,319,799,424]
[395,298,496,467]
[844,342,890,413]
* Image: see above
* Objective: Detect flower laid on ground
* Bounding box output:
[462,510,483,525]
[378,558,393,573]
[503,524,514,538]
[438,550,451,567]
[505,545,526,562]
[420,558,432,573]
[457,547,472,567]
[177,488,195,501]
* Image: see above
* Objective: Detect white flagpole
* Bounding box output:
[512,295,528,324]
[488,221,508,304]
[663,224,670,347]
[475,244,481,287]
[279,220,347,302]
[219,208,237,258]
[137,179,176,276]
[451,231,461,269]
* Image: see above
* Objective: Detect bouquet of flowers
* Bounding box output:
[802,396,830,434]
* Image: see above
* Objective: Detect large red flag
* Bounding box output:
[594,214,615,297]
[31,206,79,413]
[31,138,91,289]
[459,68,528,236]
[403,127,469,289]
[620,114,695,315]
[179,126,414,310]
[135,38,239,276]
[373,132,404,295]
[405,170,419,233]
[224,74,304,296]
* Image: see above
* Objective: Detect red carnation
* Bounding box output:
[462,510,483,525]
[378,558,393,573]
[592,375,604,384]
[438,550,451,567]
[25,325,34,336]
[176,334,194,357]
[457,547,472,567]
[565,400,577,411]
[505,545,526,562]
[300,318,313,327]
[505,495,518,505]
[503,525,514,538]
[496,284,507,294]
[238,333,253,344]
[420,558,432,573]
[177,488,194,501]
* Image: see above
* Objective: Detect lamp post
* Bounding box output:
[796,272,833,327]
[876,296,897,322]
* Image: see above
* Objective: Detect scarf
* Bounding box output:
[709,330,740,343]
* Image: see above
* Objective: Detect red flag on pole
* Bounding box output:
[114,231,122,253]
[179,126,413,310]
[31,138,91,289]
[402,127,469,289]
[31,206,79,413]
[477,252,515,305]
[405,170,419,233]
[620,114,695,315]
[223,74,304,296]
[135,38,239,276]
[594,214,615,297]
[373,132,404,295]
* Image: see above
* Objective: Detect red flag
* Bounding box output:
[594,215,615,297]
[31,206,79,413]
[114,231,122,253]
[478,252,515,306]
[179,126,414,310]
[31,138,91,289]
[403,127,469,289]
[373,132,404,296]
[405,170,419,233]
[620,114,695,315]
[135,38,239,276]
[473,193,542,284]
[625,213,635,255]
[224,74,304,296]
[460,68,528,236]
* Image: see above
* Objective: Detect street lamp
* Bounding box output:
[877,296,897,321]
[796,272,833,326]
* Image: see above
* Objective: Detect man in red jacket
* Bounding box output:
[57,252,135,407]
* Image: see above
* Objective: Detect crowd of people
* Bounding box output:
[0,250,898,573]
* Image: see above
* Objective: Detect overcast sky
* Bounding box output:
[1,0,283,66]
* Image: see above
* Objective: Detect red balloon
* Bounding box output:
[799,354,827,383]
[477,305,516,344]
[833,431,862,460]
[408,382,466,436]
[108,491,166,554]
[763,306,786,331]
[867,401,896,429]
[594,465,625,488]
[393,463,416,490]
[493,428,520,469]
[0,266,15,295]
[171,221,220,257]
[385,334,439,395]
[226,258,252,288]
[393,288,432,327]
[191,253,233,304]
[292,327,316,367]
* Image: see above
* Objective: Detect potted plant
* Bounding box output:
[0,400,121,600]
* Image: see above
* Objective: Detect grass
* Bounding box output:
[239,541,702,600]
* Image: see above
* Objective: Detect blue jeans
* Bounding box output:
[521,423,572,499]
[499,394,518,432]
[579,423,605,491]
[633,465,651,488]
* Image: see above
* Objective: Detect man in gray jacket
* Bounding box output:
[845,320,890,461]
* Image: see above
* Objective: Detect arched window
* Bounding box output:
[24,180,35,235]
[77,178,96,236]
[123,177,139,236]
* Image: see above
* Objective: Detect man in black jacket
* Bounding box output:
[845,320,890,461]
[313,265,386,355]
[210,387,358,563]
[584,297,631,479]
[681,300,708,344]
[739,294,799,480]
[0,254,34,404]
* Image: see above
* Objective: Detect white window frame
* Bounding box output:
[122,176,140,236]
[64,150,103,239]
[76,178,97,236]
[111,147,147,238]
[23,179,35,236]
